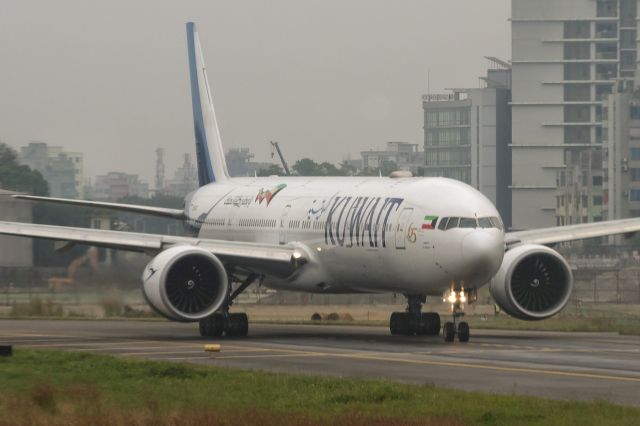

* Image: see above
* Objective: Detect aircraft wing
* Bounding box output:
[0,221,299,277]
[12,195,185,219]
[505,218,640,247]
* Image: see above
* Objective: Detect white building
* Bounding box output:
[93,172,149,201]
[422,60,512,226]
[602,80,640,224]
[511,0,639,230]
[19,142,84,198]
[361,142,424,175]
[166,154,198,197]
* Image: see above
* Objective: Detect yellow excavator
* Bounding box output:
[48,247,99,292]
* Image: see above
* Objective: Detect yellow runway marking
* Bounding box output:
[8,340,181,348]
[125,350,204,356]
[91,345,200,352]
[0,332,75,338]
[325,352,640,383]
[7,335,640,384]
[473,342,640,354]
[475,343,538,350]
[470,342,640,354]
[0,339,79,344]
[214,352,323,360]
[207,345,324,355]
[67,346,203,354]
[169,352,324,361]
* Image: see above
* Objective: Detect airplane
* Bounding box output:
[2,22,640,342]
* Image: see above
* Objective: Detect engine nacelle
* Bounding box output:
[490,244,573,321]
[142,246,228,322]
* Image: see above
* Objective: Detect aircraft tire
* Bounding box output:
[421,312,441,336]
[199,313,224,337]
[390,312,411,335]
[443,322,455,343]
[458,321,470,343]
[226,313,249,337]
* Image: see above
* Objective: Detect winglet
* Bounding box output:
[186,22,230,186]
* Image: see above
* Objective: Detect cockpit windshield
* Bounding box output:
[445,217,459,230]
[478,217,493,228]
[437,216,503,231]
[459,218,477,228]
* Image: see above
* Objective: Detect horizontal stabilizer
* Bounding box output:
[13,195,185,220]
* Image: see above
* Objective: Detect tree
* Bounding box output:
[292,159,346,176]
[317,162,344,176]
[257,164,285,177]
[0,143,18,168]
[338,161,358,176]
[0,142,48,195]
[292,158,320,176]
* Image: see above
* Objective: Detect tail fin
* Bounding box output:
[186,22,229,185]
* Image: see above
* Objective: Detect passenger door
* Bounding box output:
[395,208,414,249]
[279,204,291,245]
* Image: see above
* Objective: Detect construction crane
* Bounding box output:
[270,141,291,176]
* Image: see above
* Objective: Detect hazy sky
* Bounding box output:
[0,0,510,183]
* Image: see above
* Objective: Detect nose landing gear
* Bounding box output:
[389,295,441,336]
[443,288,471,343]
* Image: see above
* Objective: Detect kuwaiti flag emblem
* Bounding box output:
[422,215,438,230]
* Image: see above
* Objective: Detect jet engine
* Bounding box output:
[141,246,228,322]
[490,244,573,321]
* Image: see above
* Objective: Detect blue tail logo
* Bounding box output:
[186,22,229,186]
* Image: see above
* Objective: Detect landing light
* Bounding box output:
[293,252,302,259]
[444,289,470,305]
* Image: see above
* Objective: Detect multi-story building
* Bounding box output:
[602,80,640,225]
[18,142,84,198]
[511,0,639,230]
[555,149,604,226]
[93,172,149,201]
[422,59,512,227]
[226,148,274,177]
[166,154,198,197]
[361,141,424,175]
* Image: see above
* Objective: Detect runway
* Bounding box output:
[1,319,639,406]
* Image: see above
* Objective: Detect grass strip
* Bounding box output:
[0,349,639,425]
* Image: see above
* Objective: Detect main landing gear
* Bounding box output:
[389,295,441,336]
[199,273,260,338]
[443,288,471,343]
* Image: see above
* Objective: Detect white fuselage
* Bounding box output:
[185,176,505,296]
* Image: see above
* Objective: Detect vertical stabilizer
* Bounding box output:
[186,22,230,185]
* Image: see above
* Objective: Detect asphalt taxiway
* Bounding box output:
[1,319,639,406]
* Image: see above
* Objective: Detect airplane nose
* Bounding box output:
[462,231,503,272]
